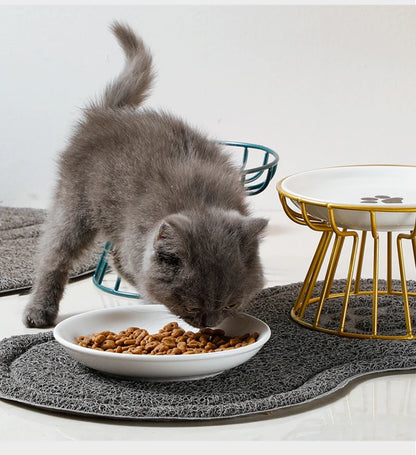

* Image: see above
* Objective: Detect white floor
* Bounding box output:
[1,209,416,444]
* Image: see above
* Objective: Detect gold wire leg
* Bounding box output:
[412,236,416,268]
[353,231,367,294]
[314,234,344,327]
[324,234,346,299]
[339,234,359,333]
[293,231,333,314]
[387,232,393,294]
[397,235,413,336]
[297,231,333,318]
[372,235,379,336]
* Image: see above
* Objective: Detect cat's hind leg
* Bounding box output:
[23,204,96,328]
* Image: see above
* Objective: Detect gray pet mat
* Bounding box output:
[1,280,416,421]
[0,206,104,294]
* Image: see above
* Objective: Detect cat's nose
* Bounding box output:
[200,312,219,328]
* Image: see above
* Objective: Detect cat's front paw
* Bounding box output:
[23,303,57,328]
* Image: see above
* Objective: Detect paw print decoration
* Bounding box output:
[360,195,404,204]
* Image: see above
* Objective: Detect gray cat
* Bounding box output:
[23,22,268,329]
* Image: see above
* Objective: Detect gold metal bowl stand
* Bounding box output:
[277,171,416,340]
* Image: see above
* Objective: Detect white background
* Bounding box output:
[1,4,415,211]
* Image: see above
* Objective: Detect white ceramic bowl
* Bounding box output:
[279,165,416,231]
[53,305,271,382]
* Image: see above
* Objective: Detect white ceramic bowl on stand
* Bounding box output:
[279,165,416,231]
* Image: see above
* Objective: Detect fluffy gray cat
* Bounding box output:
[23,22,268,329]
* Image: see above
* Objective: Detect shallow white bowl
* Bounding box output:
[279,165,416,231]
[53,305,271,382]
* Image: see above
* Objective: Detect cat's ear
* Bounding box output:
[154,214,190,267]
[242,217,269,240]
[156,221,173,241]
[156,213,191,242]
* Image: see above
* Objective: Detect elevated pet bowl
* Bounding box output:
[93,141,279,299]
[280,165,416,231]
[277,164,416,340]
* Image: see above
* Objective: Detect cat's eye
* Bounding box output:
[226,302,239,310]
[185,305,199,313]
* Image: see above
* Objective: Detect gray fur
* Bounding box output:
[23,22,268,328]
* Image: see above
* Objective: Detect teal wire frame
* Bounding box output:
[218,141,279,196]
[93,141,279,298]
[93,241,140,298]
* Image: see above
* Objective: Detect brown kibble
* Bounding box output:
[171,328,185,337]
[213,336,225,345]
[187,340,200,348]
[101,339,116,350]
[134,330,148,344]
[122,339,136,346]
[77,322,259,355]
[163,322,178,331]
[229,338,240,346]
[152,343,168,353]
[161,336,177,347]
[91,334,106,344]
[76,335,90,343]
[144,341,158,352]
[177,341,187,352]
[132,329,146,339]
[198,336,208,346]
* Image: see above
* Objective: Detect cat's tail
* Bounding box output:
[90,21,155,110]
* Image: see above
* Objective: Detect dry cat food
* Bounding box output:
[76,322,259,355]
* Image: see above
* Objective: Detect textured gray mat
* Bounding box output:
[1,280,416,421]
[0,206,104,294]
